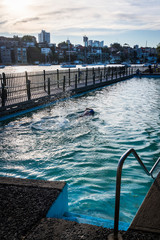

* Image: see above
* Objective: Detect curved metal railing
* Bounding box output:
[113,148,160,239]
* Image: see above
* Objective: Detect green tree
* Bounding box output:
[27,47,43,64]
[58,41,68,49]
[111,43,123,52]
[22,35,37,43]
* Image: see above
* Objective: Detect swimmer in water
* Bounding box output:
[80,108,95,117]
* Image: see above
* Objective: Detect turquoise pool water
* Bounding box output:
[0,77,160,225]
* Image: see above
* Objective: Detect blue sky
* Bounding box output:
[0,0,160,47]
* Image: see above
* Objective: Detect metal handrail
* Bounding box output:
[113,148,160,239]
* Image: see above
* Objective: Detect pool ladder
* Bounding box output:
[110,148,160,240]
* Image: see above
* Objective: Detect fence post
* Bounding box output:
[63,76,66,92]
[48,78,50,95]
[112,67,114,80]
[43,70,46,91]
[25,71,31,100]
[107,67,110,80]
[100,71,102,82]
[85,68,88,87]
[98,67,100,79]
[2,72,6,86]
[123,67,125,77]
[1,72,7,107]
[75,74,77,90]
[57,69,59,88]
[78,68,80,83]
[93,72,95,85]
[104,66,106,79]
[1,82,7,107]
[26,80,31,100]
[106,68,108,81]
[69,68,70,86]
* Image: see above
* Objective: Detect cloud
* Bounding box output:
[43,7,88,16]
[0,20,7,25]
[0,0,159,46]
[14,17,40,25]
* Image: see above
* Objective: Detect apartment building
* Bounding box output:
[38,30,50,44]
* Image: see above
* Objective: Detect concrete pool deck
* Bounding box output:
[0,175,160,240]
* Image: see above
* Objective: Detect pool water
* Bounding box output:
[0,77,160,224]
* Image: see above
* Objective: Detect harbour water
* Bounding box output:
[0,63,141,74]
[0,64,99,74]
[0,74,159,225]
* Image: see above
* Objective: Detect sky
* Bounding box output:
[0,0,160,47]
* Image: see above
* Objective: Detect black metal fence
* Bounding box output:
[0,66,144,109]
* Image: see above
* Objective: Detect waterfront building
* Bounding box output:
[99,41,104,48]
[83,36,88,47]
[41,48,51,56]
[88,40,104,48]
[0,36,19,48]
[88,40,93,47]
[0,46,12,64]
[14,47,27,64]
[38,30,50,44]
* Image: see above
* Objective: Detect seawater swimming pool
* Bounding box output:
[0,77,160,226]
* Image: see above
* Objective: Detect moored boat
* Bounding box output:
[60,63,76,68]
[0,65,5,69]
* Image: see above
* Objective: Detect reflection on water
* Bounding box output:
[0,77,160,224]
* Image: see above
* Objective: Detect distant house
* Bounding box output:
[0,36,19,48]
[0,46,12,64]
[41,48,51,56]
[14,47,27,64]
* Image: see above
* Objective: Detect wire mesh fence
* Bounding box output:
[0,65,145,109]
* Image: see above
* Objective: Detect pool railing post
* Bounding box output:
[2,72,6,86]
[1,82,6,107]
[119,67,121,78]
[26,79,31,101]
[75,74,77,90]
[57,69,59,88]
[113,164,122,239]
[85,68,88,87]
[100,71,102,82]
[69,68,70,86]
[25,71,31,101]
[78,68,80,83]
[48,78,50,95]
[104,66,106,79]
[93,72,95,85]
[63,76,66,92]
[43,70,46,91]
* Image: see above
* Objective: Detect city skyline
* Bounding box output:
[0,0,160,47]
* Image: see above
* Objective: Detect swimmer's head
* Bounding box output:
[84,108,94,116]
[89,109,94,115]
